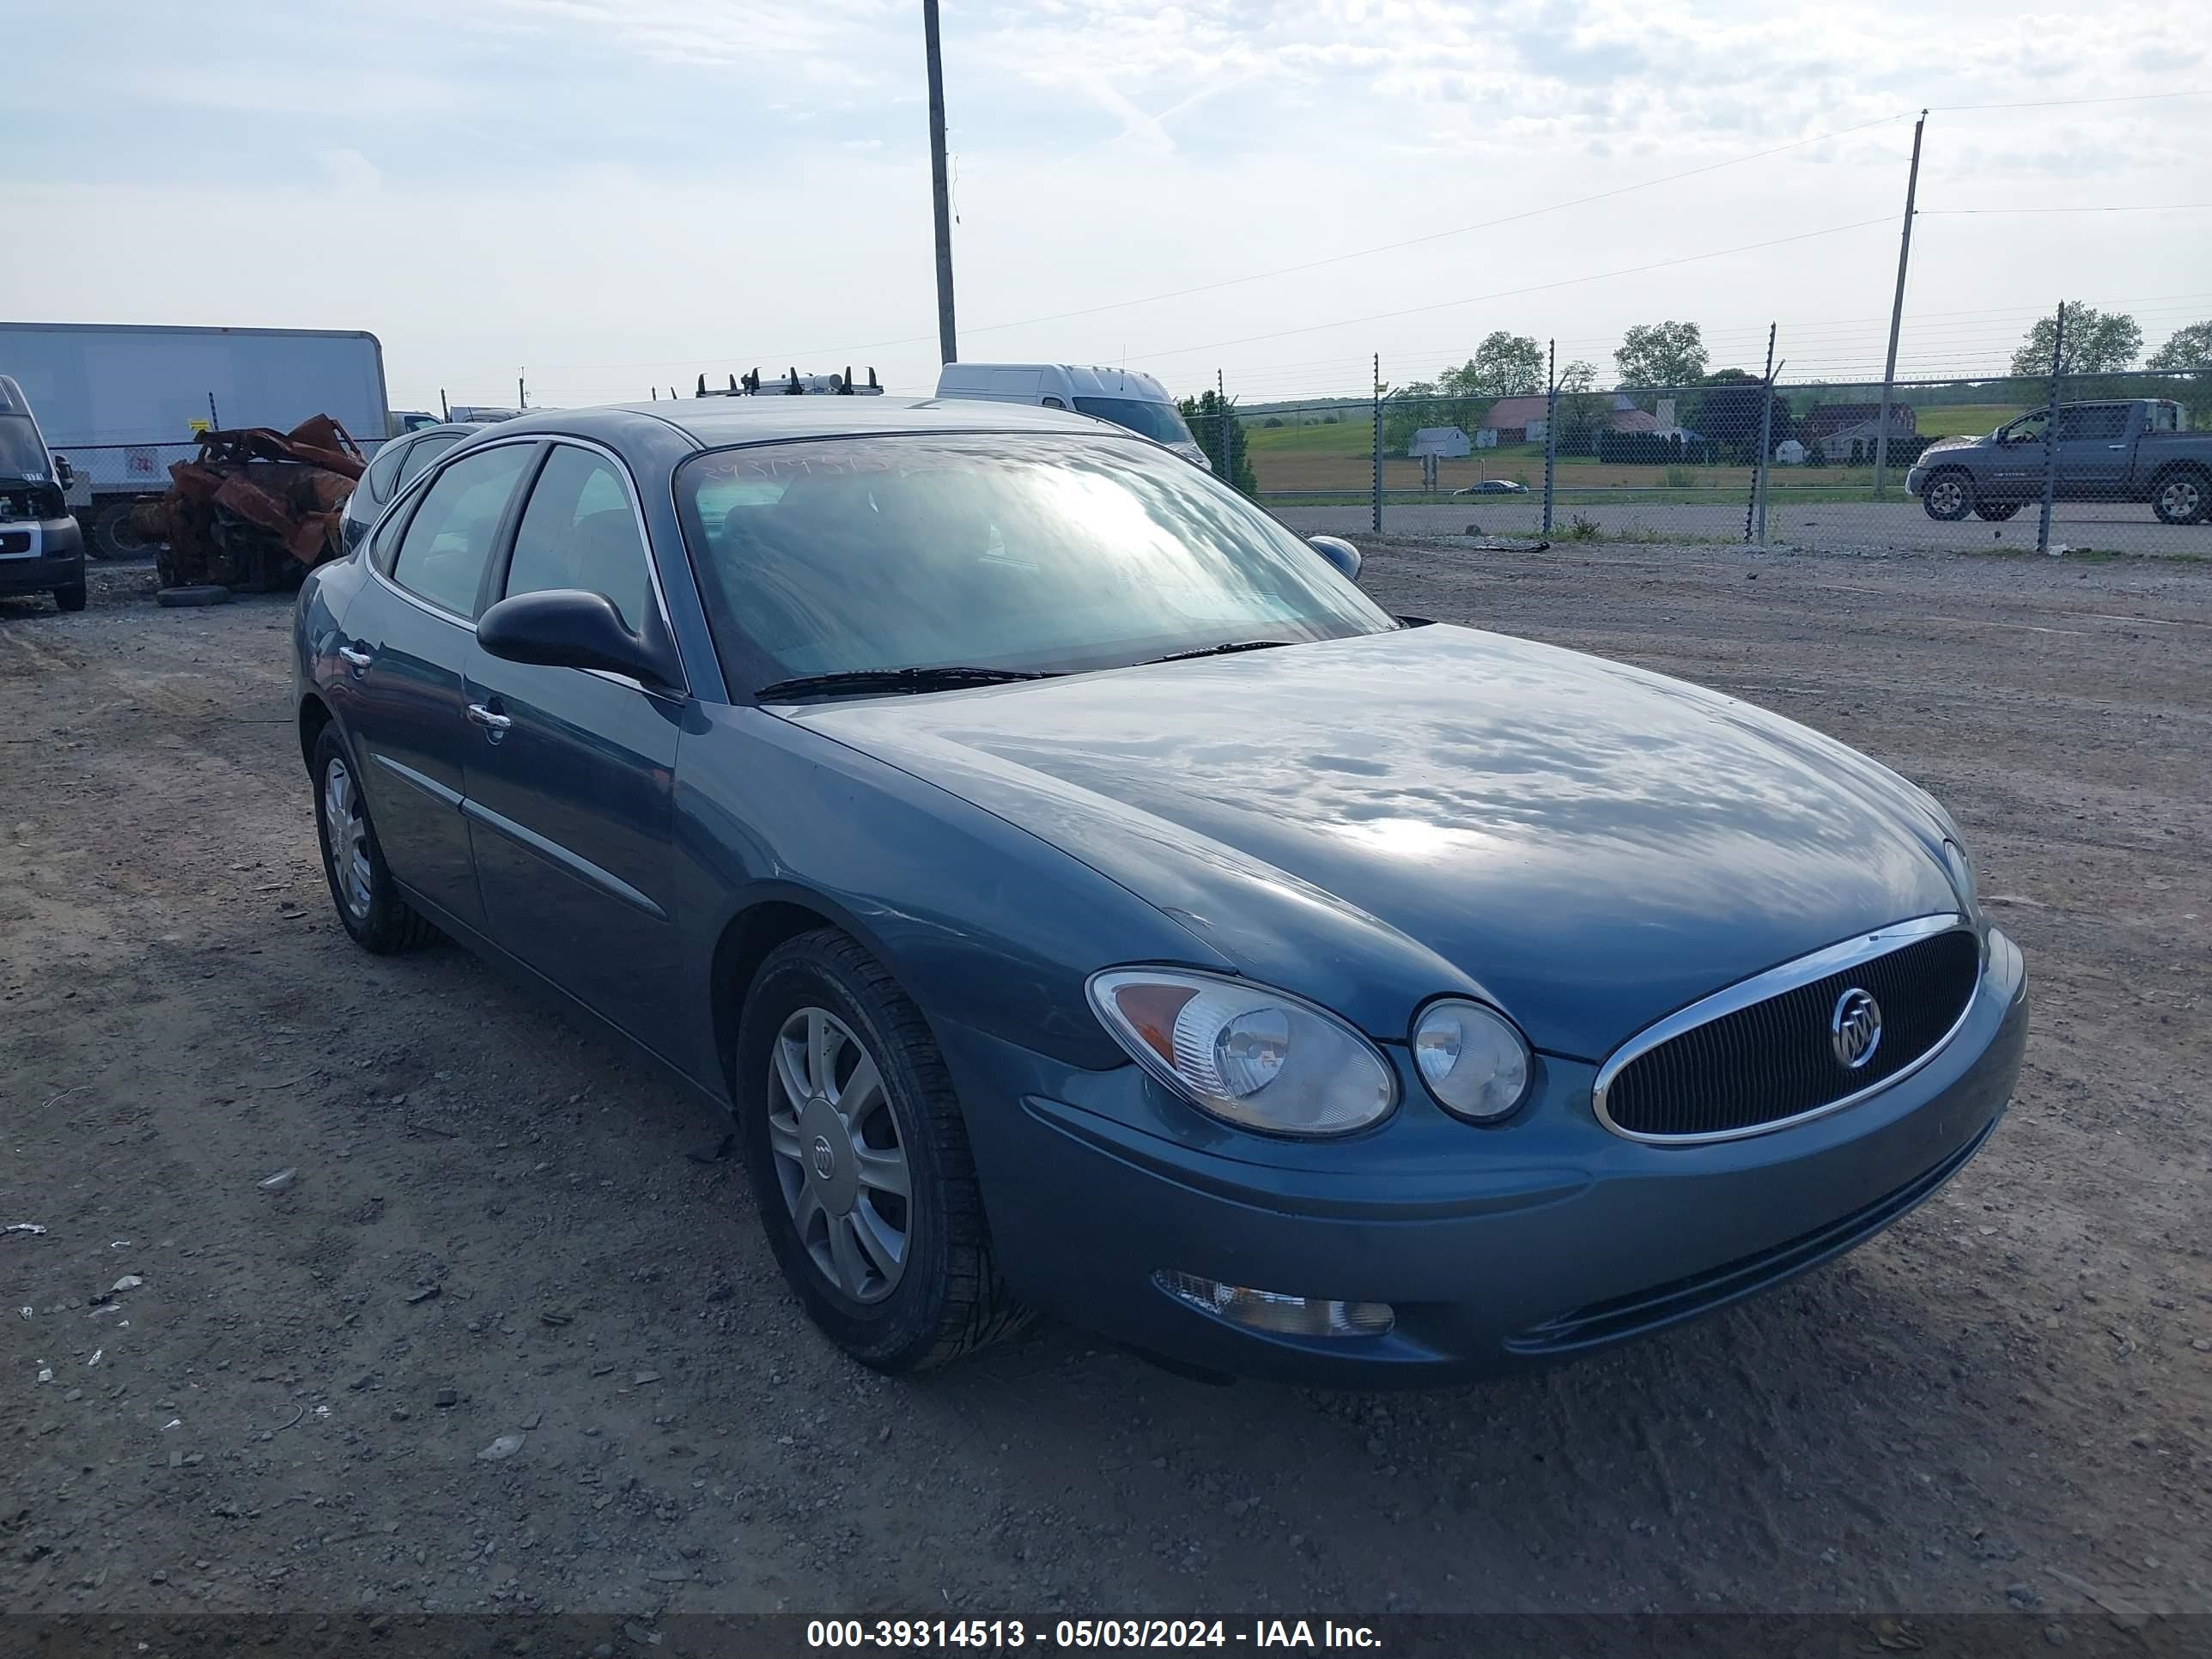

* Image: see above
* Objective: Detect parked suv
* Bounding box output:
[0,374,88,613]
[1907,398,2212,525]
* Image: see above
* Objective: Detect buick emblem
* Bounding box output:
[1830,988,1883,1070]
[810,1135,836,1180]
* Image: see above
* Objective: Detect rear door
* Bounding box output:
[337,439,538,930]
[459,441,687,1056]
[2051,403,2134,502]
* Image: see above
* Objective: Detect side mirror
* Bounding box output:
[477,589,677,688]
[1307,535,1362,583]
[53,455,75,487]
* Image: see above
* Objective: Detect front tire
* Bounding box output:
[736,929,1024,1372]
[310,726,438,954]
[53,580,87,613]
[2152,467,2209,526]
[1922,470,1975,521]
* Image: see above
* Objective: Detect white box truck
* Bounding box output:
[0,322,389,558]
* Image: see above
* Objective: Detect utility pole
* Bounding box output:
[1874,110,1926,500]
[922,0,958,365]
[1542,338,1559,538]
[518,373,527,410]
[1371,353,1383,537]
[2037,302,2067,556]
[1217,368,1226,481]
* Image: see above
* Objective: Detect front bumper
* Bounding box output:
[0,515,85,597]
[1904,466,1928,496]
[942,929,2027,1384]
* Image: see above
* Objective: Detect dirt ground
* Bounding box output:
[3,543,2209,1629]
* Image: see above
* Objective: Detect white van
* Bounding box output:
[933,363,1210,470]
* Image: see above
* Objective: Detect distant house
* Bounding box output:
[1800,403,1915,445]
[1813,418,1912,464]
[1478,397,1552,444]
[1774,439,1807,466]
[1407,425,1471,458]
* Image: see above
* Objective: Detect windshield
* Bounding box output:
[0,415,50,481]
[1070,396,1195,447]
[676,433,1393,691]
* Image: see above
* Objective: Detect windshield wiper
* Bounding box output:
[1140,639,1301,666]
[754,665,1059,700]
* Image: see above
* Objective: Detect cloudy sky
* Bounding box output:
[9,0,2209,410]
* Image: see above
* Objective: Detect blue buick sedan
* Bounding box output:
[294,398,2027,1382]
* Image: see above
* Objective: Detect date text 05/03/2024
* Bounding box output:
[805,1619,1383,1650]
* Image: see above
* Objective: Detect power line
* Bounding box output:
[1127,218,1896,362]
[1923,203,2212,215]
[519,112,1917,375]
[1927,88,2211,112]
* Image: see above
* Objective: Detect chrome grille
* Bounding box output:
[1596,921,1981,1142]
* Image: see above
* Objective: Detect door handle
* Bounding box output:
[465,702,513,733]
[337,644,373,672]
[2107,444,2126,451]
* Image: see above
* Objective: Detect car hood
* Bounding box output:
[783,626,1960,1059]
[1917,434,1989,458]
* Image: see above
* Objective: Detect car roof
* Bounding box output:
[487,396,1121,450]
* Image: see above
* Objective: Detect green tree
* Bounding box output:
[2147,320,2212,370]
[1554,358,1609,454]
[1692,368,1787,464]
[1380,380,1439,457]
[1443,332,1547,398]
[2008,303,2142,377]
[1178,390,1258,495]
[1614,320,1708,389]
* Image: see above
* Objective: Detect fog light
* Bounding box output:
[1155,1270,1394,1337]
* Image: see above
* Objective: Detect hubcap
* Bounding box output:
[1929,479,1964,514]
[2162,479,2201,519]
[767,1006,910,1304]
[321,758,373,921]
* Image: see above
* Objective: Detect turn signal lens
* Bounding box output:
[1088,969,1395,1137]
[1155,1271,1395,1338]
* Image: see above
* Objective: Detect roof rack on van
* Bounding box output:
[695,366,882,398]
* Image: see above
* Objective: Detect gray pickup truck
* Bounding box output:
[1907,398,2211,525]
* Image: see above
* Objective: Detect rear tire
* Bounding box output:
[88,499,149,561]
[53,581,87,613]
[1972,501,2021,522]
[736,928,1026,1372]
[2152,467,2209,526]
[311,725,439,954]
[1922,471,1974,521]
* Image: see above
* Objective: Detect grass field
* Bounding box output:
[1243,398,2036,495]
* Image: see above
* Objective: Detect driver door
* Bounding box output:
[459,441,688,1059]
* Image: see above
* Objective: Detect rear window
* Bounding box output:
[1070,396,1194,447]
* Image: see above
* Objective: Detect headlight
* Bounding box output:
[1410,999,1532,1122]
[1087,969,1395,1137]
[1940,837,1978,915]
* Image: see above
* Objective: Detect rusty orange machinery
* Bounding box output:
[158,416,366,591]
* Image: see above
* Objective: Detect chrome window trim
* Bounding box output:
[370,434,544,626]
[1591,913,1978,1147]
[504,434,690,698]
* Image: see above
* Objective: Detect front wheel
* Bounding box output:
[736,929,1025,1372]
[311,726,438,954]
[1973,501,2021,523]
[1922,471,1975,521]
[2152,468,2209,526]
[53,580,87,613]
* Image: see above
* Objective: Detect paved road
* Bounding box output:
[1275,496,2210,556]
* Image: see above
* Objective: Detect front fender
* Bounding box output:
[666,704,1236,1085]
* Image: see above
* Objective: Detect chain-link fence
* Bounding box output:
[1219,362,2210,558]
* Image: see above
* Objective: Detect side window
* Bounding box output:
[397,434,460,490]
[389,444,534,618]
[2053,405,2127,442]
[502,445,652,631]
[362,441,407,505]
